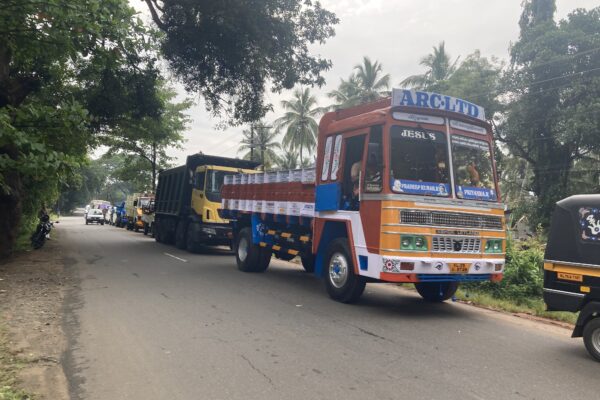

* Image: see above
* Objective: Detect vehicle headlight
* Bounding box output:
[202,227,217,235]
[400,235,427,251]
[485,239,503,253]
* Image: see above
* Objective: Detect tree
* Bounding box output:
[274,88,322,164]
[238,123,280,169]
[400,41,460,90]
[0,0,164,256]
[143,0,338,124]
[103,84,190,191]
[352,56,391,103]
[327,57,390,108]
[498,1,600,227]
[276,149,299,170]
[327,74,363,108]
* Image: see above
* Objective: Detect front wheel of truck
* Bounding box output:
[235,227,270,272]
[175,221,187,249]
[324,238,365,303]
[414,282,459,302]
[583,318,600,362]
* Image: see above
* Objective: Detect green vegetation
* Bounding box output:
[0,325,31,400]
[459,236,577,324]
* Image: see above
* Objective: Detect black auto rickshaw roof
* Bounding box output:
[544,194,600,266]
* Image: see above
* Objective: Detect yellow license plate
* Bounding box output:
[557,272,583,282]
[450,263,469,273]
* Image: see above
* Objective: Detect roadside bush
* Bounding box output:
[467,236,545,306]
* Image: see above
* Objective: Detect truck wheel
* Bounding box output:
[134,224,139,232]
[301,255,315,273]
[186,224,202,253]
[583,318,600,362]
[324,238,365,303]
[255,248,271,273]
[235,227,269,272]
[175,221,187,249]
[414,282,459,302]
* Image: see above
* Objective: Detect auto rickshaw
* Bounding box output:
[543,194,600,361]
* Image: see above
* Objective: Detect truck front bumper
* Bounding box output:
[189,223,232,246]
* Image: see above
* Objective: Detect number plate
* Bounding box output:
[450,263,469,273]
[557,272,583,282]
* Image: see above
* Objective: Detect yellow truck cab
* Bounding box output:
[154,154,259,252]
[125,193,154,232]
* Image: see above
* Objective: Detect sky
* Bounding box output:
[126,0,598,165]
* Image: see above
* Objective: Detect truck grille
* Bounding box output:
[432,236,481,253]
[400,210,502,230]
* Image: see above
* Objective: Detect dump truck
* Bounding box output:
[221,88,507,303]
[125,193,154,232]
[154,154,259,252]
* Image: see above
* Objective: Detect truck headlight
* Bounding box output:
[202,227,217,235]
[485,239,503,253]
[400,235,427,251]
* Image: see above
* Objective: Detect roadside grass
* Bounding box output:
[0,325,32,400]
[453,288,578,325]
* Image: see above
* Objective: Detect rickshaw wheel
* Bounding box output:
[583,318,600,362]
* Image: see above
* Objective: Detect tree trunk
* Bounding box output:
[152,142,157,192]
[531,145,572,228]
[0,144,24,258]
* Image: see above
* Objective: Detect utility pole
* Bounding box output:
[250,124,255,161]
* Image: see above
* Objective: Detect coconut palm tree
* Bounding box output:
[238,123,280,169]
[276,149,299,170]
[326,74,362,109]
[274,88,322,164]
[400,41,460,89]
[327,57,390,108]
[353,56,391,103]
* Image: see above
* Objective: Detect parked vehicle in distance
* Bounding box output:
[86,208,105,225]
[124,194,153,232]
[543,194,600,362]
[154,154,258,252]
[221,88,506,303]
[113,202,128,228]
[142,199,155,236]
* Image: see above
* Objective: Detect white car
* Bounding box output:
[86,209,105,225]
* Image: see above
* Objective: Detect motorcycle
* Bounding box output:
[30,214,53,249]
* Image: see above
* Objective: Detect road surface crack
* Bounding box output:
[240,354,274,386]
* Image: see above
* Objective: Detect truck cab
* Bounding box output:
[154,154,259,252]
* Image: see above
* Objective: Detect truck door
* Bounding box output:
[191,167,206,218]
[340,133,366,211]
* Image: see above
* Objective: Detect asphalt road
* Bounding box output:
[58,216,599,400]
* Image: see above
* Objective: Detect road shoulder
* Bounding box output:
[0,230,70,400]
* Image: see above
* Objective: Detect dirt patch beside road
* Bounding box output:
[0,229,71,400]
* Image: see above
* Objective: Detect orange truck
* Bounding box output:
[220,89,506,303]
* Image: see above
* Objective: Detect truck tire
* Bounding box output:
[175,221,187,250]
[583,318,600,362]
[414,282,459,302]
[324,238,365,303]
[186,223,202,253]
[134,223,139,232]
[235,227,270,272]
[301,255,315,273]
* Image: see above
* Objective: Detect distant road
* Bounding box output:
[57,216,599,400]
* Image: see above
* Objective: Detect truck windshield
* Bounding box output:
[205,170,227,203]
[389,125,450,197]
[451,135,497,201]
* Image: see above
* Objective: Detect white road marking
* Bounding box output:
[164,253,188,263]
